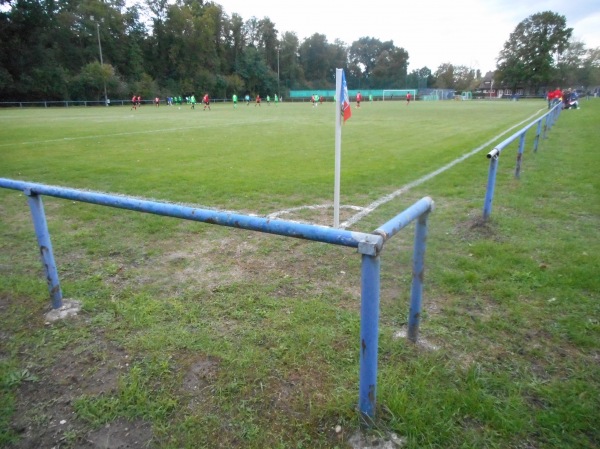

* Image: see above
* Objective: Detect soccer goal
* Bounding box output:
[382,89,417,101]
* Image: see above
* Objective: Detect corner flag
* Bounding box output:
[340,70,352,122]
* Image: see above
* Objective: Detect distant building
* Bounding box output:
[475,72,529,98]
[475,72,497,98]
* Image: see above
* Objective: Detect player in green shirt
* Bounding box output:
[232,94,238,108]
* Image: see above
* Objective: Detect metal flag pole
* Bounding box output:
[334,68,342,228]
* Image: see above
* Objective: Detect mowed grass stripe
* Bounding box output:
[0,101,543,214]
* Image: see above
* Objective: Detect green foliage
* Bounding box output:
[1,2,597,100]
[348,37,409,89]
[3,369,38,388]
[496,11,573,89]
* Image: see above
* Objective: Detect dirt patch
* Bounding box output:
[9,379,153,449]
[181,355,220,411]
[4,313,152,449]
[454,215,499,240]
[83,418,153,448]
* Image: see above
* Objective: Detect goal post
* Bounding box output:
[382,89,417,101]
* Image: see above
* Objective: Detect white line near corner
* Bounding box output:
[267,109,545,229]
[340,109,545,228]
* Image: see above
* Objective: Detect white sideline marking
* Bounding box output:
[341,109,544,228]
[0,119,278,148]
[268,109,545,229]
[0,127,199,147]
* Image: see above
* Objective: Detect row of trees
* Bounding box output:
[496,11,599,93]
[0,1,598,102]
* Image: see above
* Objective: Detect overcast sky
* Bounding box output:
[215,0,600,74]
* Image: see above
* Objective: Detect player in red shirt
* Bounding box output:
[406,92,412,105]
[356,92,362,108]
[551,87,562,107]
[203,93,211,110]
[255,94,261,107]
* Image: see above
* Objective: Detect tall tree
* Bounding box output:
[581,47,600,89]
[496,11,572,91]
[256,17,278,71]
[2,2,597,101]
[222,12,246,74]
[556,39,587,88]
[278,31,302,91]
[298,33,330,87]
[237,45,271,95]
[347,37,395,88]
[406,67,432,89]
[120,4,146,81]
[371,46,409,88]
[145,0,172,81]
[433,63,455,89]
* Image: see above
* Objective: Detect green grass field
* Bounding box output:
[0,100,544,218]
[1,99,599,448]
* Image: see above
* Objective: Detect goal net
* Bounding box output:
[419,89,455,101]
[382,89,417,101]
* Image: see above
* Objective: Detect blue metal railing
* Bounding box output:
[483,101,562,220]
[0,178,434,419]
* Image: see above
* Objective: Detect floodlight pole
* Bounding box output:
[95,21,108,106]
[277,46,280,97]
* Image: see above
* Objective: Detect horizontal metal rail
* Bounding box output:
[1,177,434,420]
[0,178,383,254]
[483,102,562,220]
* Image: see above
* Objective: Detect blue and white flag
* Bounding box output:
[340,70,352,122]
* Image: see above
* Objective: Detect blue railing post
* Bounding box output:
[534,120,542,153]
[515,133,526,179]
[407,210,430,342]
[24,190,63,309]
[483,150,499,220]
[358,253,381,419]
[372,196,434,345]
[547,102,561,131]
[482,101,562,221]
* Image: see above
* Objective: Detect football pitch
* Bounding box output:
[0,100,545,227]
[2,99,599,449]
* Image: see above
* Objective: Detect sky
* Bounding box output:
[215,0,600,74]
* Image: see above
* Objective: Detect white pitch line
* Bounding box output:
[266,109,545,229]
[340,109,545,228]
[0,126,199,148]
[0,119,279,148]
